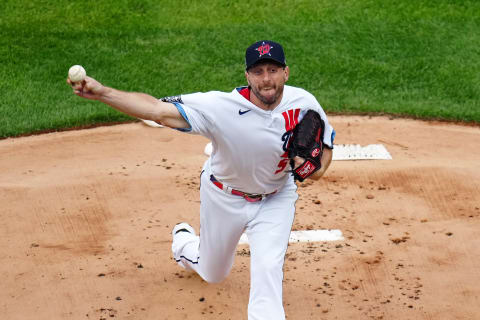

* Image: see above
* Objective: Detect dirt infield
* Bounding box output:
[1,115,479,320]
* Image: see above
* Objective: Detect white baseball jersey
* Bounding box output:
[168,84,335,320]
[169,85,335,194]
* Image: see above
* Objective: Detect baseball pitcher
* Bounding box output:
[68,40,335,320]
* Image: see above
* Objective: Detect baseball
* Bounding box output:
[68,65,86,82]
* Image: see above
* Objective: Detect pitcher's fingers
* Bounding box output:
[75,90,96,100]
[67,78,79,88]
[71,81,83,91]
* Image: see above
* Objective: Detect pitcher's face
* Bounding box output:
[246,62,289,109]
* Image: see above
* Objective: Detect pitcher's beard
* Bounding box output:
[250,84,284,107]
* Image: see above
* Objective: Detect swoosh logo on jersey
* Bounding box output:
[239,109,251,115]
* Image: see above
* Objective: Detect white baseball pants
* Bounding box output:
[172,163,297,320]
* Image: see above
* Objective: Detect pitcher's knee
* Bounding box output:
[197,259,233,283]
[201,272,228,284]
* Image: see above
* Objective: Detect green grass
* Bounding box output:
[1,0,479,138]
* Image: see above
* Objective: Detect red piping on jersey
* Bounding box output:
[238,87,251,101]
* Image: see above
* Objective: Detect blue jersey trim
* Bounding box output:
[173,102,192,132]
[325,129,336,149]
[235,86,248,92]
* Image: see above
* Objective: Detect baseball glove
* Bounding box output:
[288,110,325,182]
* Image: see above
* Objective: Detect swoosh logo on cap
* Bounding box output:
[239,109,251,115]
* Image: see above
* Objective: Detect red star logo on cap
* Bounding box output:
[256,42,273,57]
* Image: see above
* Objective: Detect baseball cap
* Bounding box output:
[245,40,286,70]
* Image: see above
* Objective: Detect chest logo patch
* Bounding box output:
[239,109,251,115]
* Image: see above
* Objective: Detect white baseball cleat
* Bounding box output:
[172,222,196,237]
[171,222,197,270]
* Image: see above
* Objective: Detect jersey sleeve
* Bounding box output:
[160,92,217,140]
